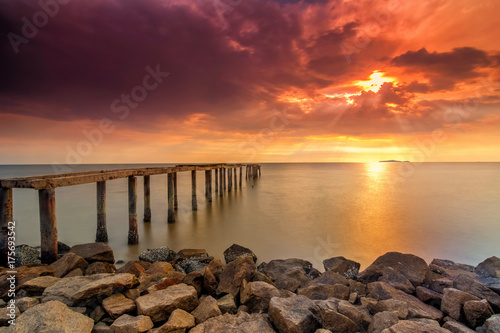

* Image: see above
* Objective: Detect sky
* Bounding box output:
[1,0,499,165]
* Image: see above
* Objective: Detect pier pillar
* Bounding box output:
[128,176,139,244]
[167,173,175,223]
[239,167,242,187]
[234,168,237,189]
[143,176,151,222]
[205,170,212,202]
[174,172,178,210]
[214,168,218,194]
[223,168,226,190]
[228,168,232,192]
[219,168,223,195]
[258,166,261,177]
[39,188,58,263]
[96,181,108,242]
[0,188,13,267]
[191,170,197,210]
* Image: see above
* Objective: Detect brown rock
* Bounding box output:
[298,284,350,300]
[441,288,480,321]
[20,275,60,295]
[431,259,475,272]
[315,300,356,333]
[260,259,313,292]
[453,273,500,311]
[378,267,415,294]
[85,262,116,275]
[382,319,448,333]
[0,265,54,298]
[476,256,500,278]
[337,300,372,331]
[429,277,453,294]
[368,311,399,333]
[463,299,494,328]
[65,268,84,277]
[217,256,256,297]
[307,271,348,287]
[145,262,174,275]
[123,288,140,300]
[323,257,360,280]
[116,261,145,277]
[416,286,442,307]
[182,271,204,295]
[70,242,115,264]
[110,314,153,333]
[191,295,222,324]
[348,279,367,297]
[92,322,110,333]
[50,253,89,278]
[240,281,281,313]
[135,283,198,322]
[149,308,195,333]
[90,305,106,322]
[367,298,409,319]
[16,297,39,312]
[217,294,237,314]
[102,293,136,319]
[0,306,20,326]
[223,244,258,264]
[268,295,320,333]
[253,271,275,285]
[442,320,475,333]
[190,312,276,333]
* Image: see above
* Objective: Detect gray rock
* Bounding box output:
[268,295,320,333]
[323,257,360,280]
[138,246,176,263]
[431,259,475,272]
[484,314,500,333]
[224,244,258,264]
[15,244,40,266]
[476,257,500,278]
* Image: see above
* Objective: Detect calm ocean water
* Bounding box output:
[1,163,499,270]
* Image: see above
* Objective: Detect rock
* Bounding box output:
[174,249,212,274]
[323,257,360,280]
[315,300,356,333]
[453,274,500,311]
[442,320,476,333]
[203,259,224,296]
[217,256,256,297]
[110,314,153,333]
[139,271,185,294]
[337,300,372,331]
[20,276,60,295]
[15,244,40,266]
[358,252,430,287]
[190,312,276,333]
[268,295,320,333]
[476,257,500,278]
[240,281,280,313]
[441,288,480,321]
[85,262,116,275]
[92,322,110,333]
[348,279,367,296]
[0,306,20,326]
[70,243,115,264]
[149,309,195,333]
[176,249,210,260]
[463,299,493,328]
[116,261,145,277]
[144,262,174,275]
[381,319,449,333]
[378,267,415,294]
[298,284,350,300]
[183,271,204,295]
[57,241,71,254]
[65,268,84,277]
[50,253,89,278]
[0,265,54,298]
[368,282,443,321]
[139,247,176,263]
[135,283,198,322]
[238,305,250,314]
[90,305,106,322]
[218,294,237,314]
[260,259,313,292]
[416,286,442,307]
[307,271,348,287]
[315,330,333,333]
[14,300,94,332]
[367,298,409,319]
[223,244,258,264]
[431,259,475,272]
[16,297,39,312]
[191,295,222,324]
[253,271,275,285]
[42,273,139,306]
[484,314,500,333]
[102,293,136,319]
[429,278,453,294]
[307,268,322,280]
[123,288,140,300]
[368,311,399,333]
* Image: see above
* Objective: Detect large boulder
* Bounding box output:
[358,252,430,286]
[203,259,224,295]
[441,288,480,321]
[431,259,475,272]
[116,261,145,277]
[19,276,60,295]
[15,244,40,267]
[109,314,153,333]
[102,293,136,319]
[453,273,500,311]
[381,319,449,333]
[217,256,256,297]
[149,309,195,333]
[268,295,320,333]
[14,300,94,333]
[323,257,360,280]
[0,265,54,298]
[298,283,350,300]
[307,271,348,287]
[368,311,400,333]
[190,312,276,333]
[463,299,494,328]
[315,299,357,333]
[240,281,281,313]
[139,247,176,263]
[70,243,114,264]
[224,244,258,264]
[260,259,313,293]
[135,283,198,322]
[337,300,372,331]
[191,295,222,324]
[378,267,415,294]
[476,257,500,278]
[50,253,89,278]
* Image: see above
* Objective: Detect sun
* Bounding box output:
[355,71,395,93]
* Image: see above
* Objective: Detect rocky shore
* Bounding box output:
[1,243,500,333]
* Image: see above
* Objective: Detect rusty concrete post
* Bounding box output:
[173,172,178,210]
[167,173,175,223]
[128,176,139,244]
[39,188,58,263]
[96,181,108,242]
[0,188,13,267]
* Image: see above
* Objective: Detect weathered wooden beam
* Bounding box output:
[128,176,139,244]
[228,168,232,192]
[39,188,58,263]
[167,173,175,223]
[205,170,212,202]
[96,181,108,242]
[173,172,178,210]
[143,176,151,222]
[239,167,242,187]
[0,188,13,267]
[191,170,197,210]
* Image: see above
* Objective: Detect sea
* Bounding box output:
[1,162,499,271]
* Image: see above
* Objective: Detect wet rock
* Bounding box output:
[378,267,415,294]
[441,288,480,321]
[431,259,475,273]
[269,295,320,333]
[109,314,153,333]
[20,275,60,295]
[260,259,314,292]
[381,319,449,333]
[50,253,89,278]
[442,320,475,333]
[337,300,372,331]
[476,257,500,278]
[149,308,195,333]
[191,295,222,324]
[368,311,399,333]
[16,297,39,312]
[15,244,40,267]
[190,312,276,333]
[453,274,500,311]
[358,252,430,287]
[218,294,237,314]
[240,281,280,313]
[138,247,176,263]
[85,262,116,275]
[135,283,198,322]
[70,243,115,264]
[416,286,442,307]
[368,282,443,321]
[224,244,258,264]
[102,293,136,319]
[463,299,493,328]
[14,300,94,332]
[367,298,409,319]
[323,257,360,280]
[115,261,145,277]
[217,256,256,297]
[298,283,350,300]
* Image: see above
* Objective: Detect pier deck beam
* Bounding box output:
[96,181,108,242]
[0,188,13,267]
[128,176,139,244]
[39,188,58,263]
[143,176,151,222]
[191,170,197,210]
[167,173,175,223]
